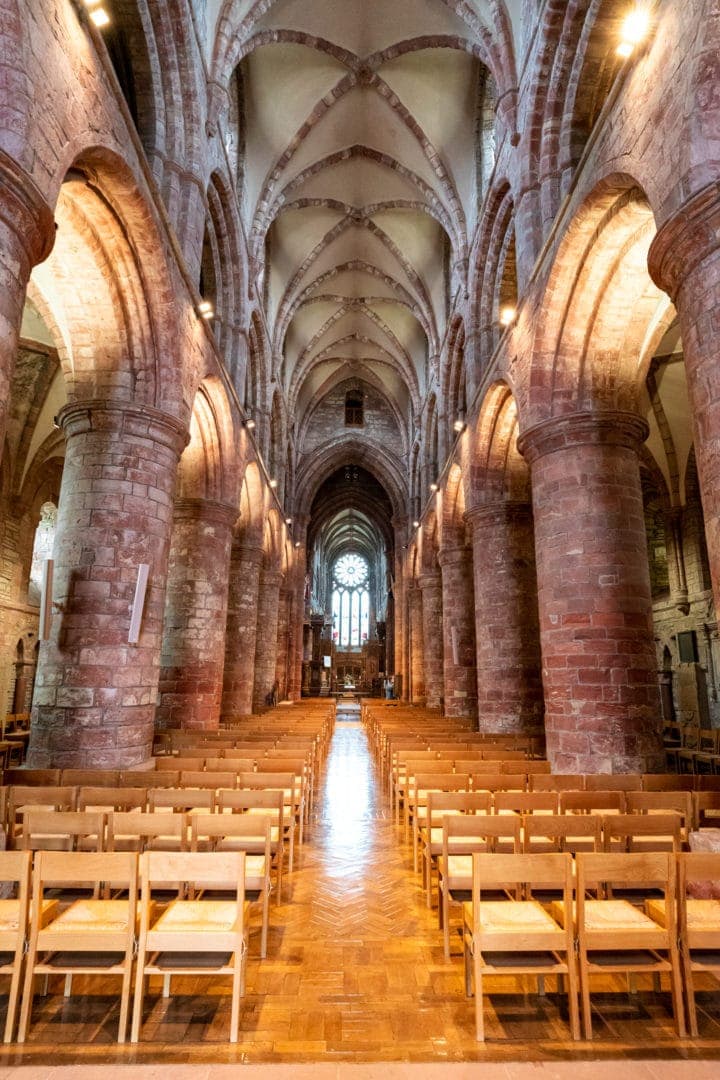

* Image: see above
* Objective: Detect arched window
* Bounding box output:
[345,390,364,427]
[331,554,370,647]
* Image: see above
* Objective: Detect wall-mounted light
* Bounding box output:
[83,1,110,27]
[430,482,439,493]
[285,517,292,525]
[412,520,420,528]
[499,305,516,327]
[294,541,301,548]
[616,5,652,57]
[198,300,214,320]
[242,417,256,430]
[269,479,278,489]
[453,418,466,434]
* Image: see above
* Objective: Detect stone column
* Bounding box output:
[466,502,544,735]
[287,529,307,701]
[28,400,188,768]
[274,584,291,700]
[221,540,263,719]
[157,498,236,730]
[407,581,425,703]
[518,411,664,774]
[0,151,55,454]
[252,567,283,710]
[649,189,720,613]
[419,570,444,709]
[438,544,478,719]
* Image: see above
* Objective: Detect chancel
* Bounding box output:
[0,0,720,1067]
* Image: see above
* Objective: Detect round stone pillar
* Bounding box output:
[252,567,283,711]
[466,502,544,736]
[157,498,236,730]
[0,151,55,451]
[274,585,292,701]
[518,411,664,773]
[649,189,720,614]
[221,541,263,719]
[438,545,478,719]
[418,570,444,709]
[287,528,308,701]
[407,581,425,704]
[28,400,188,768]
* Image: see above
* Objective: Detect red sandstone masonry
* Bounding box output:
[518,411,665,774]
[157,498,236,730]
[438,544,478,719]
[27,400,187,769]
[407,582,425,703]
[419,570,444,710]
[466,501,544,736]
[252,567,283,711]
[221,541,263,719]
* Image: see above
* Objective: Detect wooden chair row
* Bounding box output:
[460,850,715,1041]
[0,849,250,1045]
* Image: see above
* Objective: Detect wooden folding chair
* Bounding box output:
[78,786,147,814]
[522,813,602,856]
[60,769,120,787]
[190,813,272,957]
[156,756,204,772]
[410,773,471,873]
[0,850,32,1042]
[585,774,642,792]
[107,810,187,852]
[179,770,237,791]
[693,790,720,830]
[625,790,693,843]
[437,814,522,960]
[493,791,559,816]
[131,851,247,1043]
[462,851,580,1041]
[420,791,491,907]
[602,813,682,854]
[530,774,584,792]
[559,790,626,815]
[20,810,105,855]
[471,773,527,793]
[666,851,720,1035]
[232,774,298,874]
[7,786,77,846]
[569,852,685,1038]
[119,770,179,788]
[216,788,287,901]
[18,851,138,1043]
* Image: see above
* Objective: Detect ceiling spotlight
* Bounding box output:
[453,418,466,434]
[198,300,214,319]
[269,478,278,489]
[499,305,516,327]
[430,482,439,493]
[84,2,110,28]
[617,5,651,56]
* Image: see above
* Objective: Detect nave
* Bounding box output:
[2,719,720,1068]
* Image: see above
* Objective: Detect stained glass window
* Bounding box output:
[332,554,370,647]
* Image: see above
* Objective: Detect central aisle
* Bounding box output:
[245,719,455,1056]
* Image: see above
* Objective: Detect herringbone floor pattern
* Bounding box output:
[2,718,720,1066]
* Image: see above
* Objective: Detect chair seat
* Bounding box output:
[551,898,663,932]
[0,898,56,934]
[647,897,720,929]
[463,898,562,933]
[151,899,243,934]
[41,900,132,934]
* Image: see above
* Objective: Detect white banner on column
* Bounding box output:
[39,559,53,641]
[128,563,150,644]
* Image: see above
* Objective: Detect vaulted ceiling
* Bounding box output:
[209,0,521,443]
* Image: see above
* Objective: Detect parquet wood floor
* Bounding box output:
[1,718,719,1068]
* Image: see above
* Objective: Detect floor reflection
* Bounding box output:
[317,721,378,877]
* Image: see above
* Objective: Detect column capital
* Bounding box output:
[464,500,532,529]
[235,541,265,565]
[173,498,237,528]
[417,570,442,591]
[58,399,189,456]
[437,544,470,568]
[517,410,649,466]
[648,182,720,301]
[0,150,55,266]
